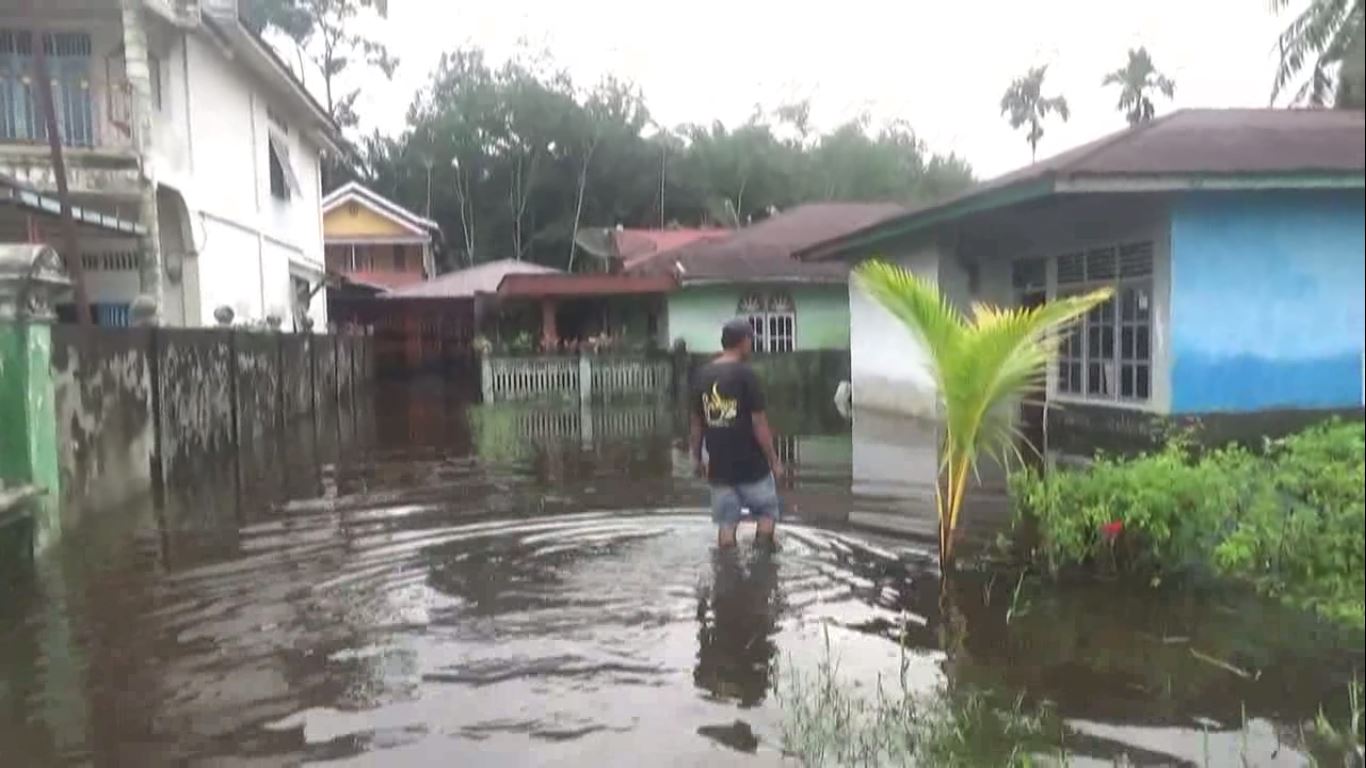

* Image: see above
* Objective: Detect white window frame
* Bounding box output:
[1049,240,1156,406]
[738,290,797,353]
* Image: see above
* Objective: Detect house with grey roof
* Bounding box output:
[798,109,1365,431]
[628,202,904,353]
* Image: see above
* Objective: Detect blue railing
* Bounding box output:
[94,303,131,328]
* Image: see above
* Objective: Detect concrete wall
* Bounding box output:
[666,283,849,353]
[43,325,372,516]
[48,327,155,527]
[1170,190,1366,413]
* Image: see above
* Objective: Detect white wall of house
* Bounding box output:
[1,7,330,330]
[849,238,945,417]
[151,28,328,329]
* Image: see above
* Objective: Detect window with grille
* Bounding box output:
[80,250,139,271]
[0,30,94,146]
[1054,240,1153,403]
[737,290,796,353]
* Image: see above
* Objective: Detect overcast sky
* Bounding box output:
[324,0,1302,179]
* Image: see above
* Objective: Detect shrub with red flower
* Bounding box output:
[1100,520,1124,542]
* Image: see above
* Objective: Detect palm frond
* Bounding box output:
[1043,96,1071,121]
[857,252,1116,568]
[1273,0,1358,103]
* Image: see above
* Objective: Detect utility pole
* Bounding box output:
[23,0,90,327]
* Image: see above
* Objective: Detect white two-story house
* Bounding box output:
[0,0,339,329]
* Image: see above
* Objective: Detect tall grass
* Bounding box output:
[774,629,1364,766]
[775,628,1060,767]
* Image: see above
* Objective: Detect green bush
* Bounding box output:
[1010,420,1365,627]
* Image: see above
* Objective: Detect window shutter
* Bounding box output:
[1119,241,1154,277]
[1085,247,1117,281]
[268,130,303,197]
[1057,252,1084,285]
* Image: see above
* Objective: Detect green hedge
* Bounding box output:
[1010,420,1365,627]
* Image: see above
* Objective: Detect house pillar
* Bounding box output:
[120,0,164,322]
[540,298,558,351]
[0,245,72,552]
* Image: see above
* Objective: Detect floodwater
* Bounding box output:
[1,378,1361,766]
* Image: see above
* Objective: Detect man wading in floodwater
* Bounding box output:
[690,318,786,549]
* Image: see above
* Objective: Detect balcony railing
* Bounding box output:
[0,30,98,148]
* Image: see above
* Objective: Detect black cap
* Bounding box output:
[721,318,754,349]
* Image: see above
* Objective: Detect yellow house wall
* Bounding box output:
[324,203,417,238]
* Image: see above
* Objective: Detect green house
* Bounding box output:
[626,203,905,354]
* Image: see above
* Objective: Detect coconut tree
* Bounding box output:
[1103,47,1176,125]
[1272,0,1365,107]
[855,261,1111,569]
[1000,65,1070,162]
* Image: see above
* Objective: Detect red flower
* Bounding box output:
[1100,520,1124,542]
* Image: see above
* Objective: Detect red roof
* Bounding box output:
[627,203,906,282]
[616,228,728,270]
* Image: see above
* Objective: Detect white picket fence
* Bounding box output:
[481,355,672,403]
[591,357,671,396]
[509,404,671,441]
[483,356,580,402]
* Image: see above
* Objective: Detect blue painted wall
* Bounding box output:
[1170,189,1365,413]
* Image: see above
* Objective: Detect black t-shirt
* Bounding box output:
[692,360,769,485]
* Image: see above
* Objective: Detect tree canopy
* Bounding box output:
[1000,65,1070,162]
[1271,0,1365,108]
[242,0,397,129]
[349,47,975,272]
[1103,47,1176,126]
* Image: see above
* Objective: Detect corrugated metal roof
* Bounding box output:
[497,273,677,298]
[383,259,559,298]
[800,108,1366,260]
[1054,108,1363,177]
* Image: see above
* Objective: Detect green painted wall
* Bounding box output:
[666,283,850,353]
[0,321,61,549]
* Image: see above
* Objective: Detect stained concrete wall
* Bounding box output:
[49,327,155,528]
[47,327,372,518]
[233,332,282,451]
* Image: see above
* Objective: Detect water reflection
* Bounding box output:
[695,548,782,708]
[0,378,1360,766]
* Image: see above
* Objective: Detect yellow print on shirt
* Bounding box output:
[702,382,738,427]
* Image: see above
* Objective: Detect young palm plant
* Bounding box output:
[855,261,1112,569]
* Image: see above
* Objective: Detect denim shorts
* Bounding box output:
[710,473,781,525]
